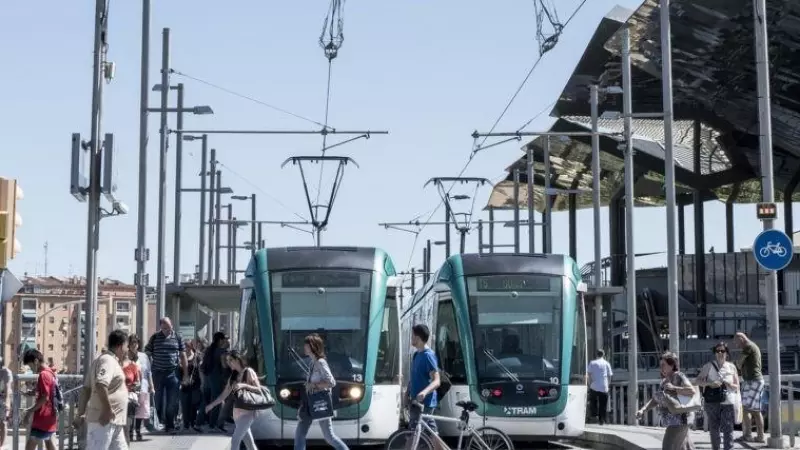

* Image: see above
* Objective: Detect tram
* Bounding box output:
[401,253,588,441]
[239,246,403,445]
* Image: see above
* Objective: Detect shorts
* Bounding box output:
[86,423,128,450]
[741,379,765,412]
[408,404,438,434]
[29,428,54,441]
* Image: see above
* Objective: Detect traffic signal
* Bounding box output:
[0,177,23,269]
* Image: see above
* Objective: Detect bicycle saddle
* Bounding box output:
[456,400,478,412]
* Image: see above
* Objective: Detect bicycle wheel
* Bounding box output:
[385,429,435,450]
[466,426,515,450]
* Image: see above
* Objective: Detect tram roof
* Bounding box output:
[486,0,800,212]
[246,246,394,274]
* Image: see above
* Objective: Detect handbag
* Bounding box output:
[127,391,139,416]
[303,361,335,421]
[233,385,275,411]
[232,368,275,411]
[702,362,727,404]
[662,373,702,414]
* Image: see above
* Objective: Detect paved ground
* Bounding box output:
[577,424,797,450]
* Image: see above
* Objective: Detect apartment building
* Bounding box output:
[2,276,156,373]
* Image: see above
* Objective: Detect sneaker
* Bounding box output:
[136,431,143,441]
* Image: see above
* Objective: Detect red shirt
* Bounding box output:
[31,368,58,432]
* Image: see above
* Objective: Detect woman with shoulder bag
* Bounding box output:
[205,351,266,450]
[636,352,698,450]
[696,342,739,450]
[295,334,349,450]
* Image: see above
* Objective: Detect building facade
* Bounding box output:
[3,276,157,373]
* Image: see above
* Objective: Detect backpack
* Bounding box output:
[51,373,64,413]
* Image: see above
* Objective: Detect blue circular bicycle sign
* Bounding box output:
[753,229,794,271]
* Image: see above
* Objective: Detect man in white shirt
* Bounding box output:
[586,350,613,425]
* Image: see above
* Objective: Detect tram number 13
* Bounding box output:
[352,374,363,382]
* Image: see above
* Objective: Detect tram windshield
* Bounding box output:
[467,274,562,383]
[271,270,371,383]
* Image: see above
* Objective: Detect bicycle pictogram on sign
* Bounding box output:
[753,229,794,272]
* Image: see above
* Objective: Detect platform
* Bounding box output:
[111,433,231,450]
[577,424,796,450]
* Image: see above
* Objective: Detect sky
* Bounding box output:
[1,0,789,284]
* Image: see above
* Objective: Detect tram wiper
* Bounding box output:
[288,346,310,376]
[482,349,520,383]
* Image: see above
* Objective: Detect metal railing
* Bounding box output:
[10,374,84,450]
[611,350,800,374]
[608,374,800,447]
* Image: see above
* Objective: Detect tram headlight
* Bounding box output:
[279,388,291,400]
[348,386,363,399]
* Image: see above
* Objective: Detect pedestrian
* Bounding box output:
[181,341,203,432]
[733,332,765,443]
[127,334,153,441]
[121,346,141,443]
[406,324,441,444]
[202,332,231,432]
[696,342,739,450]
[0,357,13,450]
[586,349,613,425]
[636,351,696,450]
[21,349,57,450]
[205,351,261,450]
[295,334,349,450]
[77,330,130,450]
[144,317,188,434]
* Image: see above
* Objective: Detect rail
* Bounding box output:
[9,373,84,450]
[608,374,800,447]
[611,350,800,374]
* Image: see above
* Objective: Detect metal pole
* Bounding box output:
[526,147,535,253]
[660,0,680,357]
[258,223,263,249]
[206,151,217,284]
[226,208,233,283]
[478,220,484,255]
[426,240,432,281]
[172,83,184,285]
[512,169,520,253]
[198,135,207,284]
[622,25,638,426]
[134,0,151,340]
[444,203,451,258]
[251,195,257,256]
[214,176,222,283]
[315,227,322,247]
[488,208,495,253]
[544,137,553,253]
[753,0,782,444]
[155,27,170,320]
[83,0,107,384]
[232,219,238,283]
[459,230,466,254]
[590,85,602,289]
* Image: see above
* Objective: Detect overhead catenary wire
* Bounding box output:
[396,0,592,287]
[171,69,331,129]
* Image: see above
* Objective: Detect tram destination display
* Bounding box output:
[281,271,361,288]
[476,274,552,292]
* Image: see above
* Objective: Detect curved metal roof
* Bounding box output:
[486,0,800,212]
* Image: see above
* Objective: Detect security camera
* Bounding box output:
[112,201,129,215]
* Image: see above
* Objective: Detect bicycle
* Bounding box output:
[385,400,514,450]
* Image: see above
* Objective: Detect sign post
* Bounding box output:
[753,229,794,272]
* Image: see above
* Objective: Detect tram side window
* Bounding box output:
[376,294,400,384]
[571,293,587,385]
[436,299,466,383]
[241,290,265,376]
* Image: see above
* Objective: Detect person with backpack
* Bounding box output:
[696,342,740,450]
[22,349,58,450]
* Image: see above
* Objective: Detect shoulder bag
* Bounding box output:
[663,372,702,414]
[702,361,727,404]
[304,360,335,421]
[232,368,275,411]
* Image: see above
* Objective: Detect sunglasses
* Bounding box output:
[714,349,727,353]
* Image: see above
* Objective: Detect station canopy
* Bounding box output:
[486,0,800,212]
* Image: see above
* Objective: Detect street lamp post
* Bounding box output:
[149,80,213,317]
[231,194,257,256]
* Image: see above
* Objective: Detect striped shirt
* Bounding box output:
[144,330,185,372]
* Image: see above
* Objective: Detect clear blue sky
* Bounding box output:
[0,0,784,282]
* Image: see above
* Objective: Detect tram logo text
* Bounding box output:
[503,406,537,415]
